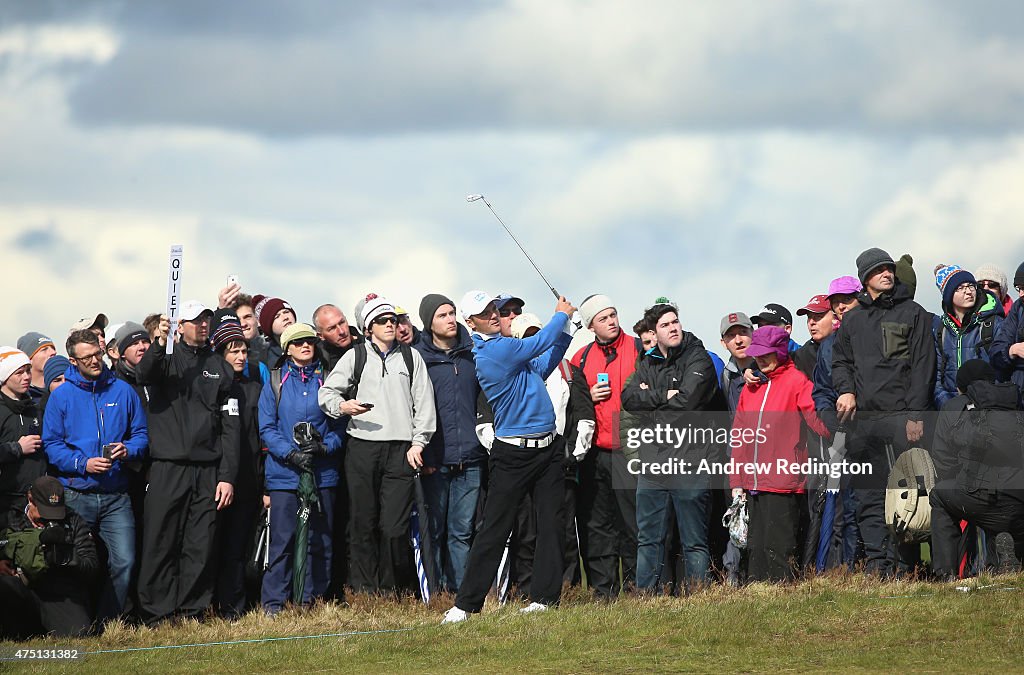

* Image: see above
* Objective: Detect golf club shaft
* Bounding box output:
[477,197,561,300]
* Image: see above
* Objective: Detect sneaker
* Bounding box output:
[519,602,548,614]
[441,606,469,624]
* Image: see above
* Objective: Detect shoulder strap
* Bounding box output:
[937,322,948,381]
[578,341,596,373]
[978,317,996,355]
[351,344,367,399]
[270,368,282,410]
[400,343,415,389]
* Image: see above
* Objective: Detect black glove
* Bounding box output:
[562,453,579,476]
[39,525,68,546]
[297,439,327,456]
[286,450,315,472]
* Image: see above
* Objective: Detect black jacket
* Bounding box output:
[0,394,45,500]
[2,508,99,601]
[792,338,820,380]
[136,340,240,483]
[114,359,150,411]
[621,332,726,461]
[232,372,265,498]
[832,282,935,418]
[317,332,364,373]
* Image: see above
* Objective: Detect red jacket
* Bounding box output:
[570,330,641,450]
[730,360,830,493]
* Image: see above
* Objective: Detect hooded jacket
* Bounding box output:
[832,282,935,419]
[42,365,148,493]
[990,297,1024,390]
[621,332,726,463]
[0,394,45,499]
[471,312,573,438]
[259,359,343,490]
[135,340,240,484]
[729,360,830,493]
[932,290,1004,409]
[318,340,436,446]
[939,381,1024,492]
[414,325,486,467]
[569,329,642,451]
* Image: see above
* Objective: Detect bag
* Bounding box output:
[722,495,749,549]
[0,528,49,581]
[885,446,937,544]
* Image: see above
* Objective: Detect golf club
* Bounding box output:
[466,194,582,328]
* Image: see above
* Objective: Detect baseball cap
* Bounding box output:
[460,290,497,320]
[750,303,793,326]
[69,313,109,335]
[719,312,753,337]
[179,300,213,322]
[827,276,862,297]
[494,293,525,310]
[796,295,832,317]
[30,476,66,520]
[510,312,544,339]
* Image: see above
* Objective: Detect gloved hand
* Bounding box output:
[475,423,495,453]
[287,450,315,472]
[562,453,579,476]
[573,420,595,461]
[39,525,68,546]
[297,438,327,455]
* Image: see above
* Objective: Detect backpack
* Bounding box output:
[884,446,937,544]
[578,337,644,380]
[0,528,48,581]
[937,317,997,381]
[270,344,415,407]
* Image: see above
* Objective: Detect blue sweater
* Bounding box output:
[259,360,343,490]
[43,365,148,493]
[472,312,572,437]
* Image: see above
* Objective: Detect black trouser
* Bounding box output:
[930,482,1024,577]
[563,476,581,586]
[748,492,802,582]
[214,487,260,618]
[0,577,92,638]
[577,449,637,598]
[330,447,350,599]
[345,438,414,594]
[510,492,536,598]
[456,437,566,612]
[137,460,218,625]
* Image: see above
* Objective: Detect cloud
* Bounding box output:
[53,0,1024,137]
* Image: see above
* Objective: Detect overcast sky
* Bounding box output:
[3,0,1024,357]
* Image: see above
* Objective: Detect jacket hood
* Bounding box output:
[66,363,117,392]
[417,324,473,362]
[646,331,702,365]
[942,287,1004,327]
[967,381,1021,411]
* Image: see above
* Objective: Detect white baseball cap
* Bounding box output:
[179,300,213,321]
[459,290,496,321]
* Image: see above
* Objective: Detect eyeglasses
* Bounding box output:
[372,315,399,326]
[72,351,104,363]
[290,337,318,347]
[954,282,977,294]
[498,306,523,318]
[978,280,1001,290]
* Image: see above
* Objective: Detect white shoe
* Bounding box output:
[441,606,469,624]
[519,602,548,614]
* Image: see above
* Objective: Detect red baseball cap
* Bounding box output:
[796,294,831,317]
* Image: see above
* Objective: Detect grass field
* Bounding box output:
[4,573,1024,673]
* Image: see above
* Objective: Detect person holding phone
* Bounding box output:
[42,329,148,622]
[0,348,46,530]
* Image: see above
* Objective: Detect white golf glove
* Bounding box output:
[573,420,595,460]
[476,423,495,453]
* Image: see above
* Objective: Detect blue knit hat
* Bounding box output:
[43,355,70,390]
[934,263,975,308]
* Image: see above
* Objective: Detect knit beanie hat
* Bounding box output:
[0,347,31,385]
[579,294,615,329]
[956,358,996,393]
[252,295,295,337]
[856,247,895,283]
[974,264,1008,297]
[16,332,54,360]
[1014,262,1024,292]
[361,295,397,329]
[114,322,149,352]
[210,315,246,352]
[419,294,455,332]
[43,356,70,390]
[934,263,975,308]
[895,253,917,298]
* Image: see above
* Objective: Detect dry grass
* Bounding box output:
[4,571,1024,673]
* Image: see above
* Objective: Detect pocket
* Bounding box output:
[881,321,911,360]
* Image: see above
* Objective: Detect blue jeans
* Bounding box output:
[635,482,710,589]
[421,463,483,592]
[64,490,135,618]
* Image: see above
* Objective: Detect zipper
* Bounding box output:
[752,379,772,492]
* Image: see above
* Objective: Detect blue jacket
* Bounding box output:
[472,312,572,437]
[933,291,1004,409]
[414,325,486,467]
[811,332,839,433]
[259,360,344,490]
[43,365,148,493]
[991,297,1024,391]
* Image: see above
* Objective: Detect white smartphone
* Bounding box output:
[226,274,239,287]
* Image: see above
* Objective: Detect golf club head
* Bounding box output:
[466,194,484,202]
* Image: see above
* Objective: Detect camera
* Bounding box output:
[41,521,74,568]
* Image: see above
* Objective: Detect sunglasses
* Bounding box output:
[978,280,1001,290]
[498,306,523,318]
[290,337,318,347]
[372,315,399,326]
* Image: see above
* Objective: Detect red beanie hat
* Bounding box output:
[252,294,295,337]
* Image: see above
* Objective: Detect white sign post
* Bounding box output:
[165,245,183,354]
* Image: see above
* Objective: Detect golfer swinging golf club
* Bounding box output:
[442,290,576,624]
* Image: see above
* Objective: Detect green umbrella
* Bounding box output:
[293,468,319,604]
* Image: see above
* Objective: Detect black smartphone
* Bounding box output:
[360,402,375,409]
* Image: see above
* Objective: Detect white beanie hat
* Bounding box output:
[0,347,31,385]
[361,295,397,329]
[579,294,615,329]
[974,263,1009,297]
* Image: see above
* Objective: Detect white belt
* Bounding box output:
[495,433,555,449]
